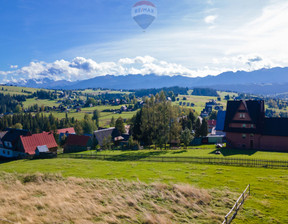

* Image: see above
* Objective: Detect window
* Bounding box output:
[3,150,5,154]
[251,124,254,128]
[239,113,246,119]
[242,124,246,128]
[7,151,10,155]
[250,134,254,138]
[242,134,246,139]
[4,141,12,148]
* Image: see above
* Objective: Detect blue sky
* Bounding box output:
[1,0,288,82]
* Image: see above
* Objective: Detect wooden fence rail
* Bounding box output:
[222,184,250,224]
[58,154,288,169]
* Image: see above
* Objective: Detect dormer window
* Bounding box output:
[4,141,12,149]
[239,113,246,119]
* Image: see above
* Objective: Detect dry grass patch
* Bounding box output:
[0,172,236,224]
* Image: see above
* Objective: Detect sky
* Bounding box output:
[0,0,288,83]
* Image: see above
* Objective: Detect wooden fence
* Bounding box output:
[222,184,250,224]
[58,154,288,169]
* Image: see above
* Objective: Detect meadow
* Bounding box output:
[72,146,288,161]
[0,85,41,96]
[46,105,138,127]
[23,98,60,108]
[1,156,287,224]
[0,172,236,224]
[173,94,227,114]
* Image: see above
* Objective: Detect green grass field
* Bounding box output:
[27,104,137,127]
[23,98,60,108]
[1,158,287,223]
[0,85,49,96]
[0,85,38,95]
[73,146,288,161]
[173,94,227,114]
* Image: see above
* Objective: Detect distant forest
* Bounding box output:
[134,86,188,98]
[192,88,219,97]
[0,93,25,114]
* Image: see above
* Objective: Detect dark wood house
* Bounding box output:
[93,128,122,147]
[224,100,288,152]
[64,135,93,153]
[1,128,30,150]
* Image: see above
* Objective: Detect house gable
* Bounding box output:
[224,100,264,134]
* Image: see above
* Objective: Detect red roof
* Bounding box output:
[208,120,217,127]
[57,127,76,134]
[20,132,58,155]
[65,135,91,147]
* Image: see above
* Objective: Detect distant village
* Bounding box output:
[1,96,288,159]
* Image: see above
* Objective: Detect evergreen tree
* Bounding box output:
[181,128,193,148]
[81,115,97,134]
[115,117,125,134]
[194,118,202,138]
[200,119,208,137]
[92,109,100,127]
[74,121,84,135]
[110,116,115,127]
[188,111,196,129]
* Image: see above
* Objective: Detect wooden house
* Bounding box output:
[224,100,288,151]
[63,135,93,153]
[18,132,58,155]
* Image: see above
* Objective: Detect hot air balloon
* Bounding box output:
[132,1,157,30]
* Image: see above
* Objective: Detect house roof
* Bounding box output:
[224,100,288,137]
[224,100,265,133]
[94,127,121,146]
[2,128,30,144]
[0,131,7,139]
[20,132,58,155]
[0,131,8,145]
[263,118,288,137]
[65,135,91,147]
[57,127,76,134]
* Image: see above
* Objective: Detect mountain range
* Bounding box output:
[8,67,288,95]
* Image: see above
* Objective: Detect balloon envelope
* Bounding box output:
[132,1,157,30]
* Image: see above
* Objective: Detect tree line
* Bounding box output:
[0,93,24,114]
[0,110,102,137]
[130,91,208,149]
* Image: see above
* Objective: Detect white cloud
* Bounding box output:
[1,53,283,84]
[212,54,279,72]
[204,15,218,24]
[0,56,212,83]
[2,1,288,83]
[10,65,18,69]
